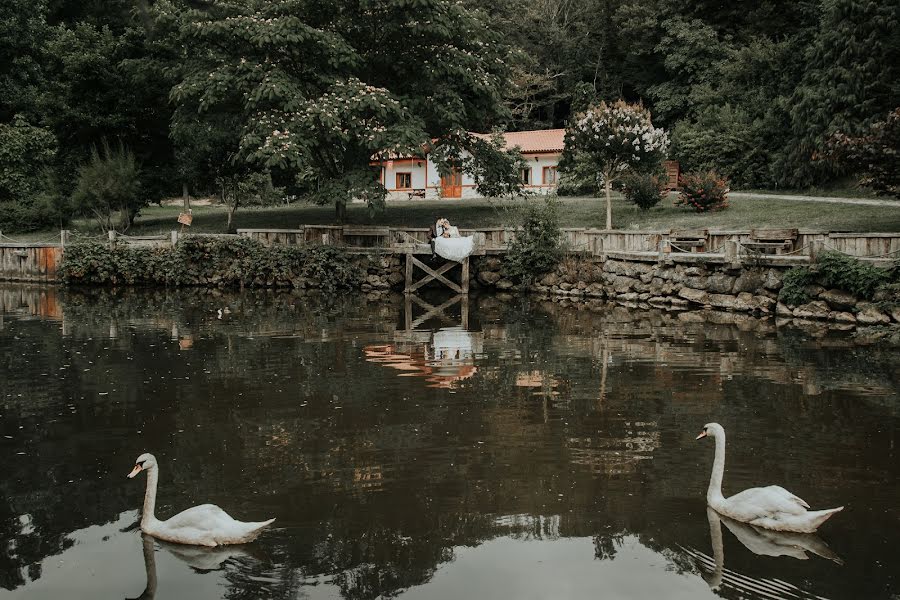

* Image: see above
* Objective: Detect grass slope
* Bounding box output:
[7,193,900,242]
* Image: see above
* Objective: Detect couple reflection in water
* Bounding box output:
[699,506,842,594]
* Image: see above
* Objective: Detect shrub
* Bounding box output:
[816,251,893,300]
[504,196,563,283]
[59,237,361,290]
[71,140,143,233]
[778,252,898,306]
[778,266,814,306]
[621,173,667,210]
[674,170,729,212]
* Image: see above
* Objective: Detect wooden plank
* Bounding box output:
[750,228,798,241]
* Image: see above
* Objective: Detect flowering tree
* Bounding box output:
[165,0,509,222]
[561,100,668,229]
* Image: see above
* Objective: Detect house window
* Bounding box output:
[521,167,531,185]
[543,166,558,185]
[396,172,412,190]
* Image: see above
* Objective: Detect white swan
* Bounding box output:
[127,453,275,546]
[696,423,843,533]
[699,507,841,593]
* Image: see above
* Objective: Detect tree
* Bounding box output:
[71,139,142,232]
[219,171,284,233]
[823,108,900,199]
[560,100,668,229]
[167,0,510,222]
[788,0,900,187]
[431,132,528,200]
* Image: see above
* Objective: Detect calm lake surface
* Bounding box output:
[1,284,898,600]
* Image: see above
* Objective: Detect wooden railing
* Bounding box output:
[2,226,898,283]
[237,226,900,265]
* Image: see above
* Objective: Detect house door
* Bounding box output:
[441,168,462,198]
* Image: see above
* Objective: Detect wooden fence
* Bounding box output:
[2,226,898,283]
[238,226,900,265]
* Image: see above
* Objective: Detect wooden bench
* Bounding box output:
[342,226,391,248]
[668,228,708,253]
[406,189,426,200]
[743,228,799,255]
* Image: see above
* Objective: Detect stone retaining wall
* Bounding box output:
[469,255,900,326]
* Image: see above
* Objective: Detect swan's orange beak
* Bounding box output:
[695,431,707,440]
[127,464,142,478]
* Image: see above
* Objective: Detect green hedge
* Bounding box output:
[778,251,899,306]
[59,236,362,290]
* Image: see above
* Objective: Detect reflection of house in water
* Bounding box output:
[364,326,483,389]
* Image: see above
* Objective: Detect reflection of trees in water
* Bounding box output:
[1,286,898,599]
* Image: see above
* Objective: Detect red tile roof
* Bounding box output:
[473,129,565,154]
[373,129,566,162]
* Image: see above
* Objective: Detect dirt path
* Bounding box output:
[730,192,897,207]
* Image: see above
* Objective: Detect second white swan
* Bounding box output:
[696,423,843,533]
[128,453,275,546]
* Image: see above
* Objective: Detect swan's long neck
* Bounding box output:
[707,432,726,503]
[141,466,159,528]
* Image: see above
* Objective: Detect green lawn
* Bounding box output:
[7,193,900,242]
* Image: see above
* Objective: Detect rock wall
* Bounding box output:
[354,254,406,301]
[469,255,900,326]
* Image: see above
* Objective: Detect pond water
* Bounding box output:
[1,284,898,600]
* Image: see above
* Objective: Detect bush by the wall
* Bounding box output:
[815,251,894,300]
[674,170,729,212]
[59,236,362,290]
[504,196,563,283]
[621,173,667,210]
[778,266,814,306]
[779,252,899,306]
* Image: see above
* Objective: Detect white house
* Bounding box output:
[374,129,564,200]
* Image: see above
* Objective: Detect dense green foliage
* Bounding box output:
[675,171,729,212]
[815,251,895,300]
[59,237,361,290]
[778,267,815,306]
[824,108,900,199]
[479,0,899,191]
[621,173,666,210]
[0,115,66,231]
[167,0,510,221]
[779,252,900,306]
[504,196,563,283]
[0,0,896,233]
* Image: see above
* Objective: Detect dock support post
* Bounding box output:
[461,256,470,295]
[404,251,413,295]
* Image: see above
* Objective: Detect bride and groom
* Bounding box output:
[430,217,474,262]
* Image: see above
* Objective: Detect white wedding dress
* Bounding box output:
[434,222,475,262]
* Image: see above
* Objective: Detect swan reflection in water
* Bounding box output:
[128,534,255,599]
[689,507,842,596]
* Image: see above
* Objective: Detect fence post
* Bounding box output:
[809,239,825,263]
[724,239,739,267]
[108,230,116,249]
[60,230,70,247]
[171,230,179,247]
